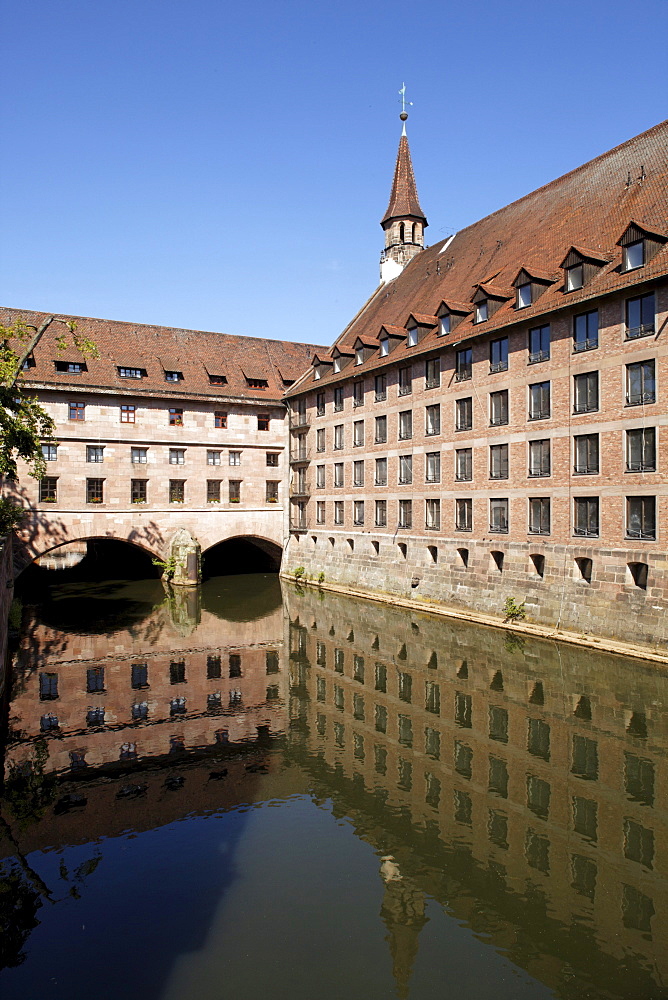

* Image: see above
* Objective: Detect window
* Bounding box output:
[399,410,413,441]
[456,347,472,381]
[228,480,241,502]
[39,477,58,502]
[456,448,472,481]
[334,424,344,450]
[334,501,344,525]
[529,381,550,420]
[214,411,227,428]
[375,500,387,527]
[229,451,241,466]
[266,481,279,501]
[398,367,412,396]
[354,500,364,525]
[165,370,183,382]
[407,327,418,347]
[39,672,58,700]
[266,452,279,467]
[353,460,364,487]
[573,371,598,413]
[529,325,550,363]
[439,314,451,336]
[42,443,57,462]
[55,360,85,374]
[573,310,598,352]
[627,496,656,539]
[571,433,598,475]
[168,407,183,426]
[574,497,599,536]
[131,479,147,503]
[566,263,584,291]
[375,458,387,486]
[118,367,144,379]
[374,374,386,401]
[334,463,344,487]
[334,387,344,412]
[424,403,441,438]
[398,455,412,484]
[490,390,508,426]
[626,360,655,406]
[529,497,550,535]
[353,381,364,407]
[379,337,389,357]
[353,420,364,447]
[316,392,325,416]
[375,416,387,444]
[207,479,221,502]
[316,500,325,524]
[517,283,532,308]
[425,452,440,484]
[316,465,325,488]
[131,447,147,464]
[456,498,472,531]
[169,480,185,503]
[208,373,227,386]
[627,428,656,472]
[87,666,105,693]
[623,240,645,271]
[626,293,655,339]
[529,439,551,477]
[69,401,85,420]
[169,448,185,465]
[490,337,508,372]
[257,414,270,431]
[455,397,472,431]
[316,428,325,452]
[475,301,488,324]
[425,358,440,388]
[84,445,103,464]
[355,347,364,366]
[120,404,136,424]
[86,478,104,503]
[490,498,508,533]
[205,450,221,466]
[398,499,412,528]
[425,499,440,530]
[490,444,509,480]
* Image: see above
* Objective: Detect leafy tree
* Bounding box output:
[0,316,98,481]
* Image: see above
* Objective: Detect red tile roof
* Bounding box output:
[380,134,427,226]
[2,308,324,403]
[289,119,668,393]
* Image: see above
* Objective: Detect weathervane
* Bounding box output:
[398,83,413,134]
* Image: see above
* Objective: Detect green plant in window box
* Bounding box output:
[267,497,278,503]
[132,498,146,504]
[41,497,57,504]
[229,498,240,503]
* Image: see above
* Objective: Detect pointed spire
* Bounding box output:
[381,133,427,227]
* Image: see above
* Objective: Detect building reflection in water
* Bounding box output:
[1,578,667,999]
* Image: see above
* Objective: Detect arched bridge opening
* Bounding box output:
[202,536,282,580]
[16,537,161,591]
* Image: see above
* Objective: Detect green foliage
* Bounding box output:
[291,566,305,579]
[0,497,27,534]
[503,597,526,623]
[4,740,57,826]
[152,556,177,581]
[317,571,325,584]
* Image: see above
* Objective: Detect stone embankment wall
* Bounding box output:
[0,534,13,698]
[284,530,668,653]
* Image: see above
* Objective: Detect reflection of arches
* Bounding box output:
[202,535,282,578]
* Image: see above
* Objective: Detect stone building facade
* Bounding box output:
[1,308,322,575]
[284,120,668,650]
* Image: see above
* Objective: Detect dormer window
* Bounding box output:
[55,360,86,374]
[475,301,488,324]
[440,315,451,336]
[355,347,364,365]
[407,327,418,347]
[623,241,645,271]
[517,283,532,309]
[246,377,269,389]
[165,370,183,382]
[118,367,146,379]
[379,338,389,357]
[566,264,584,291]
[313,366,321,380]
[333,357,342,373]
[208,373,227,385]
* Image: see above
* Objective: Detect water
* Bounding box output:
[1,574,667,999]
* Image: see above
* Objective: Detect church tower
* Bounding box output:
[380,98,428,284]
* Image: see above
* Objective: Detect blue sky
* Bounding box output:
[3,0,667,346]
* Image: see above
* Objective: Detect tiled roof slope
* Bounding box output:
[1,308,325,403]
[381,134,427,225]
[290,120,668,394]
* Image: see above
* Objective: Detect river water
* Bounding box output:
[1,573,666,1000]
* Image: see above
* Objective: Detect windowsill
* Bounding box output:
[454,427,471,433]
[489,527,509,534]
[455,526,473,532]
[573,470,599,475]
[490,420,508,428]
[625,326,655,341]
[528,472,551,478]
[490,363,508,374]
[425,525,441,531]
[455,372,472,382]
[455,477,472,483]
[573,530,599,538]
[573,341,598,353]
[573,407,598,415]
[625,533,656,541]
[625,467,657,473]
[528,529,551,536]
[528,353,550,364]
[426,381,440,390]
[528,414,550,421]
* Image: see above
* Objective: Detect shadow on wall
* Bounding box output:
[202,537,282,579]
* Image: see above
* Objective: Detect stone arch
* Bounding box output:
[14,533,164,579]
[202,534,283,578]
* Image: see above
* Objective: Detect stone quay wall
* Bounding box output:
[0,534,13,698]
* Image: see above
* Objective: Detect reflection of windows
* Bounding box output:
[170,661,186,684]
[454,741,472,778]
[374,745,387,774]
[132,702,148,720]
[375,704,388,733]
[207,655,221,679]
[527,775,551,820]
[425,681,440,715]
[489,706,508,743]
[87,667,105,693]
[398,715,413,747]
[571,855,597,899]
[527,718,550,760]
[170,698,187,716]
[87,707,105,727]
[571,735,598,780]
[39,672,59,700]
[488,810,508,849]
[526,829,550,872]
[40,713,59,731]
[229,654,241,678]
[398,671,412,703]
[374,662,387,692]
[625,753,654,805]
[624,819,654,869]
[622,884,654,933]
[455,691,472,728]
[425,727,440,759]
[572,795,597,841]
[454,789,472,824]
[131,663,148,688]
[488,757,508,798]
